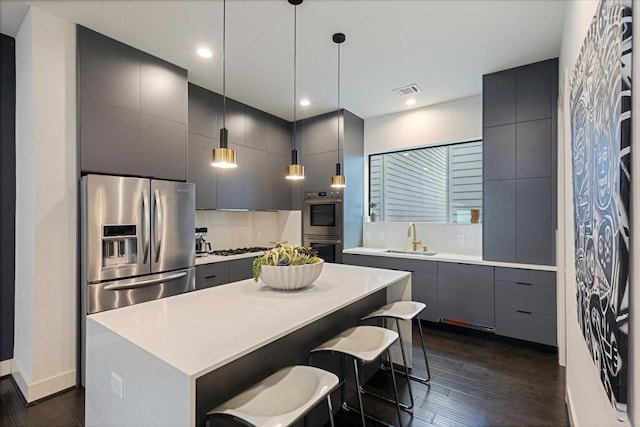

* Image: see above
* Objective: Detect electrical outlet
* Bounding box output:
[110,372,124,400]
[458,234,465,245]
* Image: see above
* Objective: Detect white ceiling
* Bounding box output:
[0,0,566,121]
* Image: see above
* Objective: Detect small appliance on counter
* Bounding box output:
[195,227,212,256]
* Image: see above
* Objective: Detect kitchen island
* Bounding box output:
[85,263,411,426]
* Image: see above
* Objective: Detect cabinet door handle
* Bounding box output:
[205,275,217,279]
[516,282,532,286]
[516,310,532,315]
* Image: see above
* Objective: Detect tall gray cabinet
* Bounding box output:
[482,59,558,265]
[293,109,365,249]
[187,83,292,210]
[78,26,188,181]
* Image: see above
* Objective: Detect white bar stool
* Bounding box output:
[362,301,432,389]
[310,325,403,427]
[205,365,339,427]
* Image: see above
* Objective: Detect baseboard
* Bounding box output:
[0,359,12,377]
[12,360,76,403]
[566,386,577,427]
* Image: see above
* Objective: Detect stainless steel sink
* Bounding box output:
[385,249,439,256]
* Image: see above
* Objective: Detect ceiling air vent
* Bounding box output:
[393,84,421,97]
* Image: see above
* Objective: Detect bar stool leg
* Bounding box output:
[395,318,415,409]
[414,319,432,384]
[353,359,367,427]
[387,349,403,427]
[327,395,335,427]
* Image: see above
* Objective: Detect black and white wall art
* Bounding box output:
[570,0,632,420]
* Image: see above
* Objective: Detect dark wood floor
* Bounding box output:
[1,322,567,427]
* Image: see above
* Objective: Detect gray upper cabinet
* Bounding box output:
[78,26,187,180]
[268,153,292,210]
[80,99,140,175]
[482,58,557,266]
[516,119,552,178]
[300,111,341,155]
[516,178,553,265]
[437,263,494,328]
[141,55,187,124]
[482,69,515,127]
[483,180,516,262]
[516,60,553,122]
[304,150,342,192]
[188,133,217,209]
[188,84,220,138]
[483,124,515,181]
[78,26,140,111]
[186,83,293,210]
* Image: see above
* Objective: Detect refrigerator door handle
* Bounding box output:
[103,271,187,291]
[154,189,162,263]
[142,188,150,264]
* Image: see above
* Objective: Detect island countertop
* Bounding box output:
[87,263,410,379]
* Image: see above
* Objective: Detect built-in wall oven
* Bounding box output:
[304,190,344,263]
[303,191,343,235]
[303,235,343,264]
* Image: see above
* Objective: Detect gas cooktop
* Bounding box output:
[209,247,272,256]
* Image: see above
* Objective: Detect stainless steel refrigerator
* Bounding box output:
[80,174,195,384]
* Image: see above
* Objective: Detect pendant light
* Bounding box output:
[285,0,304,180]
[212,0,237,169]
[330,32,346,188]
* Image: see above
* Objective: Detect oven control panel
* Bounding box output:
[304,190,342,199]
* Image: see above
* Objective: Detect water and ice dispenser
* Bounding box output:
[102,225,137,267]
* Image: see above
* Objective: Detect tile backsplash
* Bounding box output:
[195,210,301,249]
[363,222,482,256]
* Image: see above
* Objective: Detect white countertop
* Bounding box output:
[88,263,410,378]
[195,251,265,265]
[343,247,558,272]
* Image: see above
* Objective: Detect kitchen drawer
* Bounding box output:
[195,262,230,289]
[229,257,257,283]
[342,253,437,273]
[495,280,556,316]
[495,307,556,346]
[495,267,555,286]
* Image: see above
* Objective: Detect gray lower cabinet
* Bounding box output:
[195,262,231,290]
[342,253,438,321]
[412,272,438,322]
[437,263,494,328]
[494,268,557,345]
[229,257,257,282]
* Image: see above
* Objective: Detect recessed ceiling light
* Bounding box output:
[405,99,417,106]
[197,47,213,58]
[300,99,310,106]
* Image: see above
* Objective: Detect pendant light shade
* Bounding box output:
[212,0,237,169]
[285,0,305,181]
[330,32,346,188]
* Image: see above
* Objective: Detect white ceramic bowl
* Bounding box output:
[259,260,324,290]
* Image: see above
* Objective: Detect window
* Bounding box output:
[369,140,482,223]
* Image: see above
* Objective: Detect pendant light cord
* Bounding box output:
[222,0,226,130]
[292,3,297,152]
[337,41,341,163]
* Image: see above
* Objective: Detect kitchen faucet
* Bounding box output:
[407,223,421,251]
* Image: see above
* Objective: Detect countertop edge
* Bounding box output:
[343,248,558,272]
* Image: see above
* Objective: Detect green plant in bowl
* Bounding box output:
[252,245,322,282]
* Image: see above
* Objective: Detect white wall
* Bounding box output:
[364,95,482,155]
[560,1,638,425]
[13,7,77,402]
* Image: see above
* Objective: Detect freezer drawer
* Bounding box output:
[87,267,195,314]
